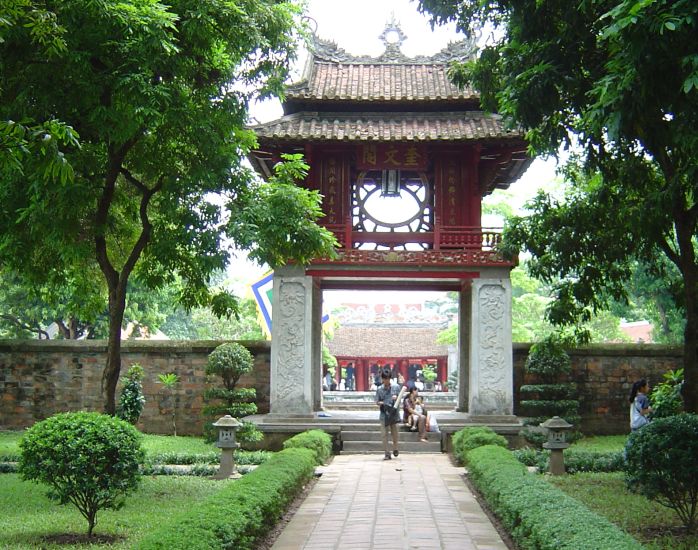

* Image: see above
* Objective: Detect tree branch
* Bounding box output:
[95,136,141,292]
[117,171,165,293]
[0,314,49,339]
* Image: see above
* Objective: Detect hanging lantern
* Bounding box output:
[381,169,401,197]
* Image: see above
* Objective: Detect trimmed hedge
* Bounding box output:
[513,448,625,474]
[135,446,317,550]
[144,450,272,466]
[466,445,642,550]
[282,429,332,465]
[452,426,507,465]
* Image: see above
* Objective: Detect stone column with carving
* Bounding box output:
[469,276,514,417]
[269,265,322,416]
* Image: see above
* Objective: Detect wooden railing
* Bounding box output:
[323,224,502,251]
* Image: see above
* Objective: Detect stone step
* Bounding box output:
[341,429,437,441]
[342,440,441,453]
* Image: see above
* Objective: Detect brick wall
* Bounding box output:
[514,343,683,434]
[0,340,682,435]
[0,340,270,435]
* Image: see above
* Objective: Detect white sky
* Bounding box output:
[237,0,561,305]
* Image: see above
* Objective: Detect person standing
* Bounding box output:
[629,379,652,431]
[346,362,355,391]
[376,368,401,460]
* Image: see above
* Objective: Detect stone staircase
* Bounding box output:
[341,424,442,454]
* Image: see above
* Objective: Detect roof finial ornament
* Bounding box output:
[378,15,408,62]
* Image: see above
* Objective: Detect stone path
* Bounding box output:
[271,454,508,550]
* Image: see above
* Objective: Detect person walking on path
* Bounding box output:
[376,367,401,460]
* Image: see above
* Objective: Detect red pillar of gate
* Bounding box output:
[437,357,447,390]
[356,359,367,392]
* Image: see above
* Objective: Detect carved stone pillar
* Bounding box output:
[469,277,514,416]
[269,265,322,416]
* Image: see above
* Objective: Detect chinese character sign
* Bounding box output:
[357,143,428,171]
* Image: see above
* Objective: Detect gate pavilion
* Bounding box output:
[247,21,531,422]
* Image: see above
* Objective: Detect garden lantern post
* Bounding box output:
[541,416,573,475]
[213,415,240,480]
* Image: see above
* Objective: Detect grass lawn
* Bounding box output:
[549,472,698,550]
[569,434,628,453]
[0,473,230,549]
[0,430,216,459]
[0,430,22,457]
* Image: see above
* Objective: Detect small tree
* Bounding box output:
[116,364,146,425]
[157,372,180,436]
[18,412,144,537]
[519,335,580,446]
[625,413,698,532]
[203,343,262,445]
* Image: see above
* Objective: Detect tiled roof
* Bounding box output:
[251,111,522,142]
[287,62,477,102]
[327,325,449,357]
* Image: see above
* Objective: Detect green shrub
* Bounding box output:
[452,426,507,465]
[519,383,576,399]
[135,447,316,550]
[144,449,272,466]
[525,337,571,381]
[18,412,144,537]
[625,413,698,532]
[203,343,262,445]
[513,448,625,473]
[649,368,684,419]
[117,363,146,425]
[466,445,641,549]
[282,429,332,465]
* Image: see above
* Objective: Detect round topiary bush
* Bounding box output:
[624,413,698,532]
[525,338,571,381]
[18,412,144,537]
[206,342,254,388]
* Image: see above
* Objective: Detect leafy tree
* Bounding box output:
[0,268,183,339]
[0,1,336,413]
[418,0,698,411]
[436,265,627,344]
[161,296,264,340]
[18,411,144,537]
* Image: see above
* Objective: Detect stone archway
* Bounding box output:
[268,264,514,420]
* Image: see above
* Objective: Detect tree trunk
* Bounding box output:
[682,277,697,414]
[675,208,698,414]
[103,286,127,415]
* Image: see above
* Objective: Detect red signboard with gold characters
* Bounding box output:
[357,143,428,171]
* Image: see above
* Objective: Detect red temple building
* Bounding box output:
[248,20,531,419]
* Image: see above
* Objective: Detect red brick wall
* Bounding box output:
[0,340,270,435]
[0,340,682,435]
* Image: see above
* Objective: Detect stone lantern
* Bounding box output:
[212,415,240,480]
[540,416,573,475]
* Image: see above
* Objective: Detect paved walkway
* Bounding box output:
[271,454,508,550]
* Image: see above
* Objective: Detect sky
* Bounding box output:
[239,0,561,306]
